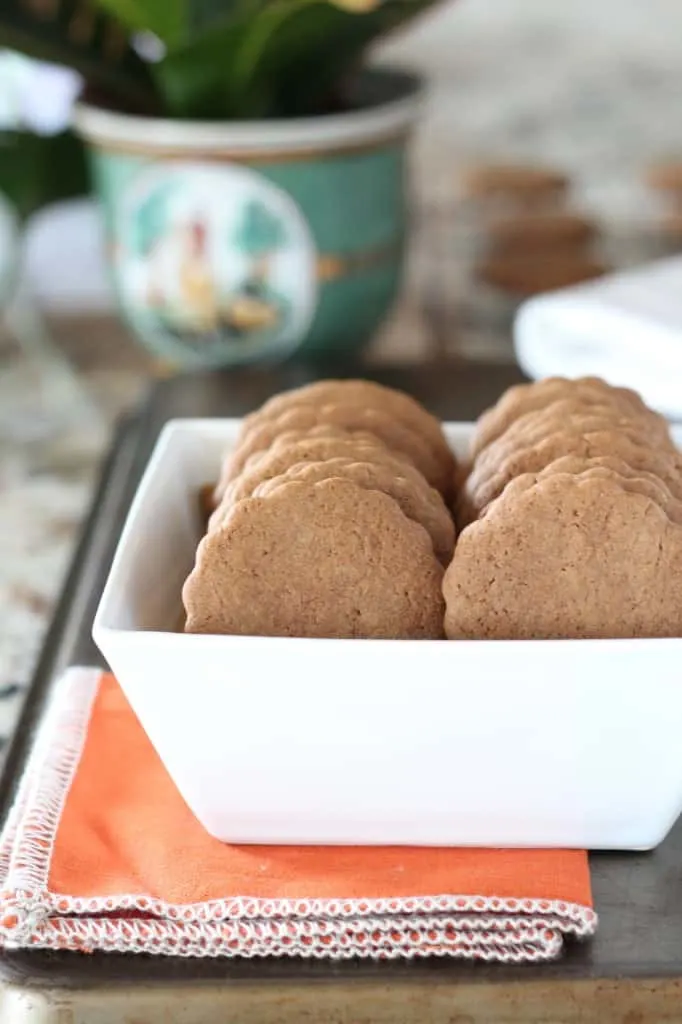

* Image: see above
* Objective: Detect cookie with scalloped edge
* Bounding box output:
[240,378,455,483]
[184,477,445,639]
[211,433,423,529]
[463,428,682,524]
[444,471,682,640]
[475,396,674,478]
[471,376,669,458]
[213,425,393,506]
[466,405,675,512]
[527,455,682,524]
[253,457,455,565]
[223,402,447,495]
[481,463,682,525]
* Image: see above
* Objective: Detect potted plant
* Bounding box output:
[1,0,437,368]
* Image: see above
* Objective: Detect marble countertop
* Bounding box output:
[2,0,682,743]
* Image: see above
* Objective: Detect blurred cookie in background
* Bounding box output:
[645,161,682,206]
[485,212,597,259]
[644,163,682,252]
[659,213,682,246]
[460,164,569,215]
[475,253,609,297]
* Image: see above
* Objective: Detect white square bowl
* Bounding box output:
[93,419,682,850]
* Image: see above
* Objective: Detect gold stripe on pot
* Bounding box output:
[152,359,179,378]
[317,239,401,281]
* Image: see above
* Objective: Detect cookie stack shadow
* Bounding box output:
[445,377,682,640]
[184,380,457,639]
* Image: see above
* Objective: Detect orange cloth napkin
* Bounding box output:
[0,669,596,960]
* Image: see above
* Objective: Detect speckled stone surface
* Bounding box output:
[0,317,115,743]
[1,0,681,746]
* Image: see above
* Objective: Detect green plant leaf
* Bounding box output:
[228,0,316,98]
[156,0,433,119]
[0,0,157,112]
[189,0,251,33]
[93,0,185,48]
[0,0,433,120]
[153,12,253,118]
[0,129,89,222]
[228,0,429,117]
[244,2,365,114]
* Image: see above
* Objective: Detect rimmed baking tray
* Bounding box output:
[0,363,680,1021]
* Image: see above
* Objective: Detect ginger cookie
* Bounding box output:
[463,411,660,526]
[468,402,674,502]
[224,403,447,495]
[213,425,391,505]
[486,212,597,257]
[660,212,682,241]
[184,478,444,640]
[476,254,607,297]
[240,379,455,487]
[211,434,426,529]
[464,429,682,522]
[253,457,456,565]
[529,455,682,524]
[460,164,568,205]
[480,462,682,526]
[471,377,668,458]
[444,472,682,641]
[645,161,682,198]
[485,396,673,462]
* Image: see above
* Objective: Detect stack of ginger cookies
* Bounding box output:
[183,380,457,639]
[182,376,682,642]
[446,376,682,640]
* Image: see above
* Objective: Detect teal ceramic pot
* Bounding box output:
[74,69,423,368]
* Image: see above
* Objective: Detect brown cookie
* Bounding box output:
[492,395,671,459]
[486,212,597,257]
[223,403,447,495]
[646,161,682,197]
[482,462,682,525]
[468,400,674,500]
[464,429,682,522]
[471,377,667,458]
[183,477,444,639]
[476,254,607,296]
[497,454,682,524]
[461,164,568,204]
[444,472,682,640]
[660,212,682,240]
[213,426,393,506]
[253,457,456,565]
[211,434,425,529]
[240,379,455,487]
[463,412,658,526]
[531,455,682,521]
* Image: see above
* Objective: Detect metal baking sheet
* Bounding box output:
[0,363,680,1020]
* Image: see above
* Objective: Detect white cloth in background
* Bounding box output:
[0,54,80,135]
[514,257,682,421]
